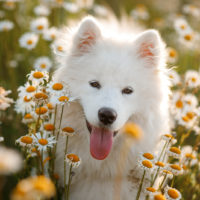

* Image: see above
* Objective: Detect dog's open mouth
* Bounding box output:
[86,121,118,160]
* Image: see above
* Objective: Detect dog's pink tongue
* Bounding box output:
[90,126,113,160]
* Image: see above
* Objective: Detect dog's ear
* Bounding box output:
[134,30,164,67]
[73,17,101,55]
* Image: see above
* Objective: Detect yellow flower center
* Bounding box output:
[169,49,176,58]
[164,134,174,139]
[175,100,183,108]
[146,187,156,192]
[142,160,153,168]
[191,77,196,82]
[44,124,55,131]
[62,127,75,133]
[184,34,193,41]
[57,46,63,52]
[51,34,56,39]
[182,116,190,122]
[24,96,32,102]
[163,169,173,174]
[167,188,179,199]
[169,75,174,79]
[186,112,195,119]
[34,92,48,100]
[21,136,33,144]
[66,154,80,163]
[169,147,181,154]
[143,153,154,160]
[123,123,142,140]
[40,63,46,69]
[170,164,182,171]
[47,103,54,110]
[185,153,196,159]
[52,83,63,90]
[154,194,166,200]
[24,113,33,119]
[35,107,48,115]
[37,25,44,30]
[38,138,48,146]
[155,161,165,167]
[33,71,44,79]
[58,96,69,102]
[27,39,33,45]
[32,147,37,153]
[180,25,186,29]
[26,86,36,93]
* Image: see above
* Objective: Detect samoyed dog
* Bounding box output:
[54,16,170,200]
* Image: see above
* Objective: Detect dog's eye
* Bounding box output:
[89,81,101,89]
[122,87,133,95]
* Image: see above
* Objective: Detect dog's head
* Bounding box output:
[60,17,166,160]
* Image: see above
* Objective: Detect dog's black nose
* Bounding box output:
[98,107,117,125]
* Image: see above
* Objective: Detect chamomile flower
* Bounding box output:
[22,113,36,124]
[18,82,37,98]
[19,32,39,50]
[93,5,108,17]
[0,146,22,175]
[0,20,14,31]
[30,17,49,34]
[28,70,49,85]
[33,57,53,72]
[144,187,157,196]
[42,123,55,134]
[167,164,183,176]
[34,5,50,16]
[3,0,16,10]
[183,4,200,18]
[65,153,81,168]
[16,135,33,147]
[161,134,177,144]
[131,4,149,20]
[155,161,166,169]
[166,47,178,64]
[51,39,68,56]
[33,92,49,105]
[32,132,56,151]
[140,152,155,162]
[168,69,181,86]
[63,2,80,13]
[138,159,154,172]
[50,95,72,106]
[167,147,181,159]
[43,27,58,41]
[181,145,198,166]
[61,126,75,136]
[164,186,181,200]
[35,106,48,117]
[185,70,200,88]
[160,169,173,179]
[184,94,198,108]
[47,81,68,97]
[174,18,191,35]
[150,193,166,200]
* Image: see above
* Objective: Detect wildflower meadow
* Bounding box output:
[1,0,200,200]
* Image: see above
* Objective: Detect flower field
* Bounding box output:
[0,0,200,200]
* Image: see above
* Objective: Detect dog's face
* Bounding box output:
[65,17,165,160]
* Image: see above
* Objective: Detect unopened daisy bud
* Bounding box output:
[164,186,181,200]
[168,164,183,176]
[65,153,81,168]
[62,127,75,136]
[123,122,142,140]
[167,147,181,159]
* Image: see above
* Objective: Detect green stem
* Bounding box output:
[135,170,146,200]
[158,141,168,162]
[66,164,73,200]
[171,176,175,187]
[64,136,69,199]
[151,167,160,187]
[159,173,167,190]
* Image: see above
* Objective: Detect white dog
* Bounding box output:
[54,16,170,200]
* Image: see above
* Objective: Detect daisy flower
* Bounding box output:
[63,2,80,13]
[164,185,181,200]
[144,187,157,196]
[18,82,37,98]
[33,92,49,104]
[50,95,74,106]
[28,70,49,85]
[131,4,149,20]
[140,152,155,162]
[184,94,198,108]
[43,27,58,41]
[0,146,22,175]
[167,147,181,159]
[168,69,181,86]
[30,17,49,34]
[166,47,178,64]
[185,70,200,88]
[65,153,81,168]
[16,135,33,147]
[51,39,68,56]
[155,161,165,169]
[93,5,108,17]
[33,56,53,72]
[181,145,198,166]
[167,164,183,176]
[19,32,39,50]
[22,113,36,124]
[138,159,154,172]
[0,20,14,31]
[32,132,56,151]
[161,134,177,144]
[160,169,173,180]
[47,81,68,97]
[34,5,50,16]
[35,106,48,116]
[150,193,166,200]
[3,0,16,10]
[61,126,75,136]
[183,4,200,18]
[42,123,55,134]
[174,18,191,35]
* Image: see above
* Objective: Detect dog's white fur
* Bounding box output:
[54,16,170,200]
